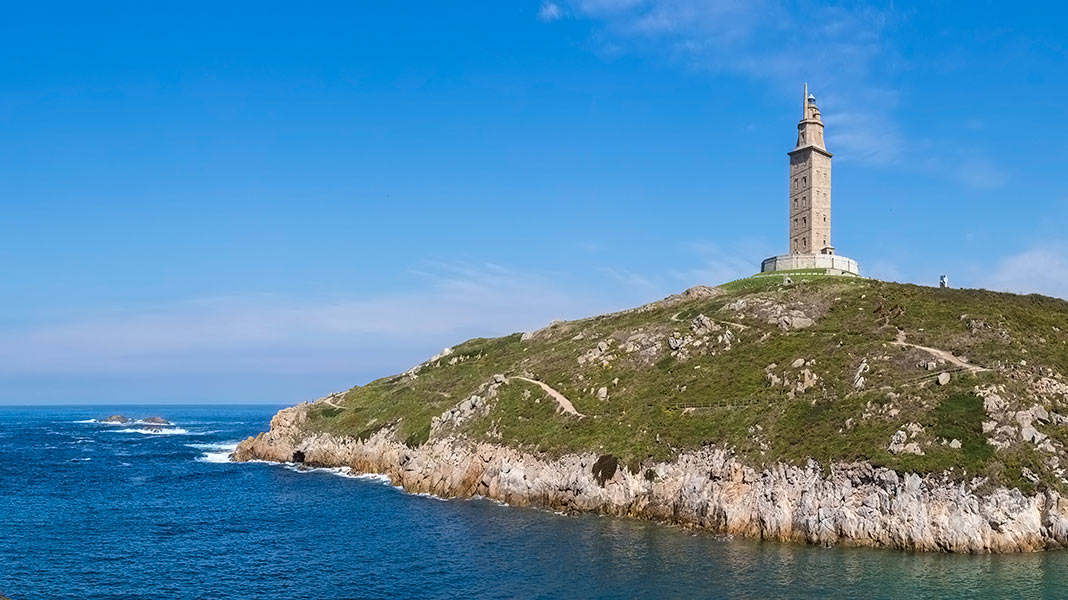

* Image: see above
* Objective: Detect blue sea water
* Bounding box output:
[1,405,1067,599]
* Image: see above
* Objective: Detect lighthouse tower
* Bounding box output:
[761,84,860,276]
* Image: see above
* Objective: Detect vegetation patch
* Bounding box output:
[295,276,1068,494]
[928,393,994,467]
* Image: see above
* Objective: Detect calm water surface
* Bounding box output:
[1,405,1065,599]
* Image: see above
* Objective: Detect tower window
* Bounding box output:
[803,237,808,247]
[802,176,807,185]
[802,217,807,226]
[793,198,798,208]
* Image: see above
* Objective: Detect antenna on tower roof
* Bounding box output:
[803,82,808,118]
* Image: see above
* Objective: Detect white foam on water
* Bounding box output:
[187,441,240,451]
[73,419,180,426]
[106,427,191,436]
[410,491,450,502]
[471,495,511,507]
[275,463,395,486]
[197,451,235,463]
[189,441,240,463]
[71,457,92,462]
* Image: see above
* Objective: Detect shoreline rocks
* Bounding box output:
[233,404,1068,554]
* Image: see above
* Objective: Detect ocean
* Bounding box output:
[1,405,1065,599]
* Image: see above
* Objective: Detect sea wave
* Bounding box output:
[73,419,179,426]
[189,441,240,463]
[277,463,394,485]
[106,427,191,436]
[197,451,236,463]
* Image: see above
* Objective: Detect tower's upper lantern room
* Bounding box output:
[805,93,821,121]
[797,84,826,150]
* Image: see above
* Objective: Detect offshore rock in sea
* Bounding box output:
[101,415,132,424]
[233,403,1068,554]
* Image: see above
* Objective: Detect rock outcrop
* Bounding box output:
[233,403,1068,553]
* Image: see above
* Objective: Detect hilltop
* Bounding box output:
[235,272,1068,552]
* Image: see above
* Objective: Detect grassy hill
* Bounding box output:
[299,272,1068,494]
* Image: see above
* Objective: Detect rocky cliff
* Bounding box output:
[234,401,1068,553]
[233,274,1068,552]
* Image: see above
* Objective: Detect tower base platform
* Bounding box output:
[760,253,860,276]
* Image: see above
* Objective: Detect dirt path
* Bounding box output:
[321,396,346,409]
[892,331,989,373]
[670,311,749,330]
[511,377,586,417]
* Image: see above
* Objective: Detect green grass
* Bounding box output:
[299,276,1068,493]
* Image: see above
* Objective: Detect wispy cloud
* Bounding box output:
[0,244,775,381]
[547,0,903,165]
[976,245,1068,300]
[538,2,564,22]
[0,263,624,377]
[669,240,765,285]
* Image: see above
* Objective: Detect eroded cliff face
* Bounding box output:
[233,403,1068,553]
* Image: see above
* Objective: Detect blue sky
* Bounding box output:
[2,1,1067,404]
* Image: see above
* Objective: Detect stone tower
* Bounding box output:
[760,84,859,276]
[788,83,833,255]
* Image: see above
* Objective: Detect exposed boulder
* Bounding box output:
[888,429,924,455]
[141,416,171,425]
[579,340,615,367]
[778,314,815,330]
[853,360,869,389]
[101,415,132,424]
[690,314,720,336]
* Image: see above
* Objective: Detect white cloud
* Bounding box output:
[824,105,904,166]
[669,240,764,285]
[545,0,903,167]
[0,263,627,377]
[977,246,1068,299]
[0,242,778,382]
[538,2,564,22]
